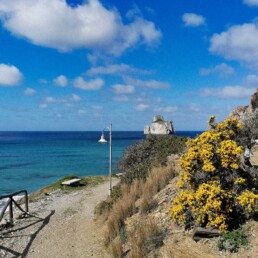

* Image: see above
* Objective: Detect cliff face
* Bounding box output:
[144,115,175,135]
[230,88,258,166]
[229,88,258,120]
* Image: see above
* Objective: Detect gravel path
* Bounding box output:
[0,179,118,258]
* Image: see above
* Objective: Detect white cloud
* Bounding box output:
[244,0,258,6]
[200,86,256,99]
[87,63,150,76]
[189,104,201,112]
[124,77,170,89]
[39,103,48,108]
[155,106,178,113]
[210,22,258,68]
[71,94,81,102]
[92,105,103,110]
[0,0,161,55]
[182,13,206,27]
[24,88,36,96]
[200,63,235,77]
[41,94,81,107]
[56,113,63,118]
[78,109,87,114]
[113,84,135,94]
[113,96,130,102]
[135,104,149,111]
[73,77,104,91]
[39,79,48,84]
[245,74,258,85]
[53,75,68,87]
[0,64,23,86]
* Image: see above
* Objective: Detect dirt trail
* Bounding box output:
[0,179,118,258]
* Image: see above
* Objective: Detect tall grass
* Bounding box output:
[139,166,176,214]
[97,153,180,257]
[128,218,165,258]
[104,180,142,245]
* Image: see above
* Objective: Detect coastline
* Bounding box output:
[0,176,120,258]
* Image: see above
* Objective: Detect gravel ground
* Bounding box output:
[0,179,119,258]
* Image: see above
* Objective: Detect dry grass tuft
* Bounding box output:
[129,218,165,258]
[101,156,178,255]
[104,180,142,245]
[110,237,123,258]
[140,166,176,214]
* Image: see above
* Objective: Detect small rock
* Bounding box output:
[0,218,8,226]
[16,212,26,219]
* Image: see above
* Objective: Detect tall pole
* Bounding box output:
[109,122,112,196]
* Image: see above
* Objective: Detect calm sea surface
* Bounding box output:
[0,131,202,195]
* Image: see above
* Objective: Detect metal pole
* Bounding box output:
[9,198,13,224]
[109,122,112,196]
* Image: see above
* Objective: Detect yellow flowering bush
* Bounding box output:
[237,190,258,214]
[171,116,258,232]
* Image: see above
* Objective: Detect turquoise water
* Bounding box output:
[0,131,201,195]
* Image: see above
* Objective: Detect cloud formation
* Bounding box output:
[112,84,135,94]
[113,96,130,102]
[53,75,68,87]
[73,77,104,91]
[124,77,170,89]
[39,94,81,108]
[87,63,150,76]
[155,106,178,113]
[0,0,161,55]
[245,74,258,85]
[0,64,23,86]
[244,0,258,6]
[24,88,36,96]
[135,103,149,111]
[200,86,255,99]
[199,63,235,77]
[182,13,206,27]
[210,22,258,68]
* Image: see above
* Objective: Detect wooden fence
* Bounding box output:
[0,190,29,224]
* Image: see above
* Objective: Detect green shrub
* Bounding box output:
[118,135,186,184]
[217,228,248,252]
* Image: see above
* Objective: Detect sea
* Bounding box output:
[0,131,202,196]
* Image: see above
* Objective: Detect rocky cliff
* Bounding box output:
[229,88,258,120]
[230,88,258,166]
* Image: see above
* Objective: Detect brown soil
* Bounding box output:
[0,178,119,258]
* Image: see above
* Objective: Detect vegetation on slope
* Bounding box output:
[95,135,185,257]
[97,113,258,257]
[171,116,258,232]
[118,134,186,184]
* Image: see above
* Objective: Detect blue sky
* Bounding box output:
[0,0,258,131]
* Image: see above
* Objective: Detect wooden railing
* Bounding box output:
[0,190,29,224]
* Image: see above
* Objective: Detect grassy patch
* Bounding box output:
[217,228,249,252]
[128,218,165,258]
[29,175,107,202]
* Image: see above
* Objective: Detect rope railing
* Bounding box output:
[0,190,29,224]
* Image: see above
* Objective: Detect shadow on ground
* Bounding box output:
[0,210,55,258]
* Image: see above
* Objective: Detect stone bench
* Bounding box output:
[61,178,81,186]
